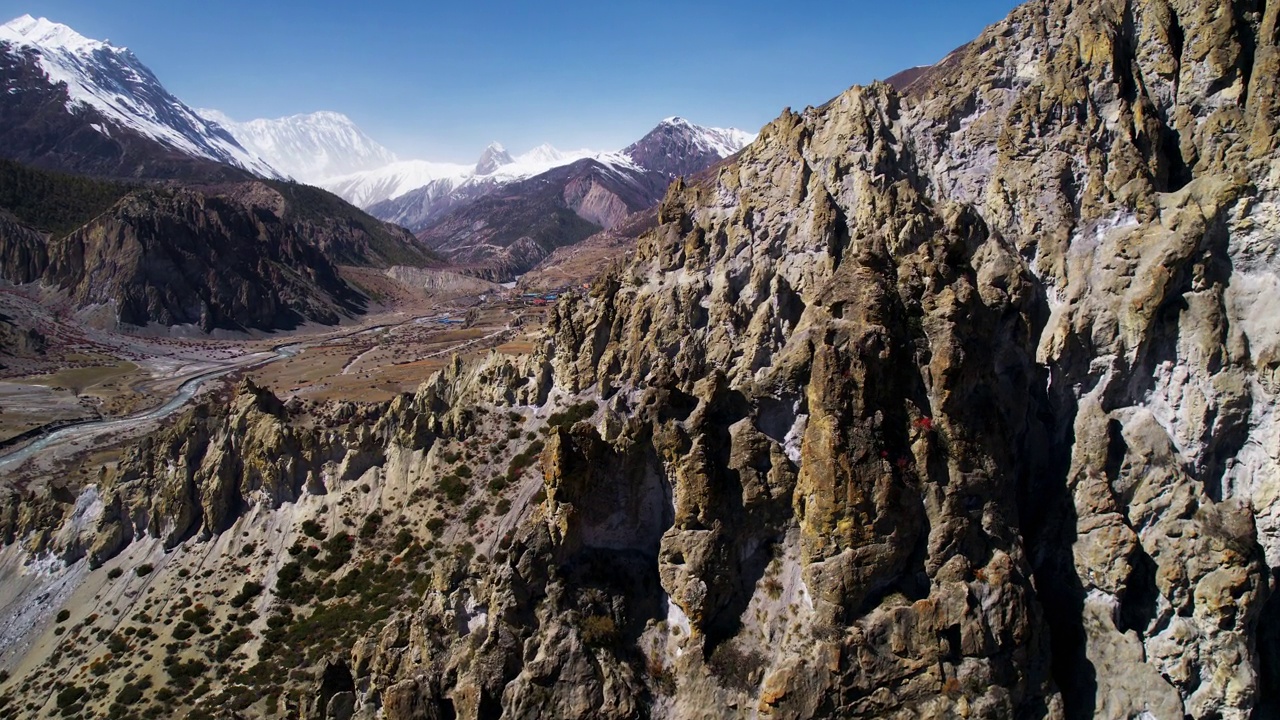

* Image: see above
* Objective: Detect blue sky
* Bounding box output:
[2,1,1021,162]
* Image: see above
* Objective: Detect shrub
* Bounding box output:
[439,474,468,505]
[230,581,264,609]
[580,615,619,647]
[321,533,355,568]
[942,676,962,697]
[135,564,154,576]
[56,609,70,623]
[764,577,784,599]
[107,634,128,654]
[392,529,415,554]
[106,568,123,580]
[214,628,252,662]
[56,685,86,709]
[495,498,512,515]
[359,511,383,539]
[301,520,324,539]
[548,401,598,430]
[708,643,767,693]
[115,683,143,705]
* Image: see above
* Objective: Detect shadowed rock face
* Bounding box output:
[5,0,1280,718]
[40,187,367,331]
[0,163,436,332]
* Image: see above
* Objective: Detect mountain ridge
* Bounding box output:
[0,15,278,177]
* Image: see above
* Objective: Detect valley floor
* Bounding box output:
[0,280,553,488]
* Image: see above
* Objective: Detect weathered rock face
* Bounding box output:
[21,177,436,332]
[388,0,1278,716]
[4,0,1280,718]
[0,157,433,333]
[40,187,361,330]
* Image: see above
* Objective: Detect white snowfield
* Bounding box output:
[0,14,280,178]
[320,144,626,209]
[195,109,398,185]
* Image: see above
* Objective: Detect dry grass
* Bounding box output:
[25,360,140,395]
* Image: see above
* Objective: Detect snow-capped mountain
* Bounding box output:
[621,116,756,179]
[475,142,515,175]
[323,159,473,209]
[0,15,278,177]
[358,118,753,232]
[324,142,601,211]
[365,148,641,232]
[196,109,398,184]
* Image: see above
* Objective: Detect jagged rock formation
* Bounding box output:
[1,0,1279,719]
[339,0,1280,715]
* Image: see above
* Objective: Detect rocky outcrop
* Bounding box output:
[40,186,364,330]
[341,0,1279,716]
[384,266,505,298]
[4,0,1280,718]
[0,211,47,283]
[0,159,435,331]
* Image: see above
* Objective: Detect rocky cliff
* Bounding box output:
[1,0,1279,718]
[0,163,437,331]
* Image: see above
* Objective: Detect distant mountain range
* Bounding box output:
[361,118,753,237]
[0,15,433,332]
[0,13,760,325]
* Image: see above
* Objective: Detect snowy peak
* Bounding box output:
[656,117,755,159]
[623,117,756,178]
[475,142,514,175]
[1,14,114,54]
[518,143,565,165]
[0,15,278,177]
[197,109,398,184]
